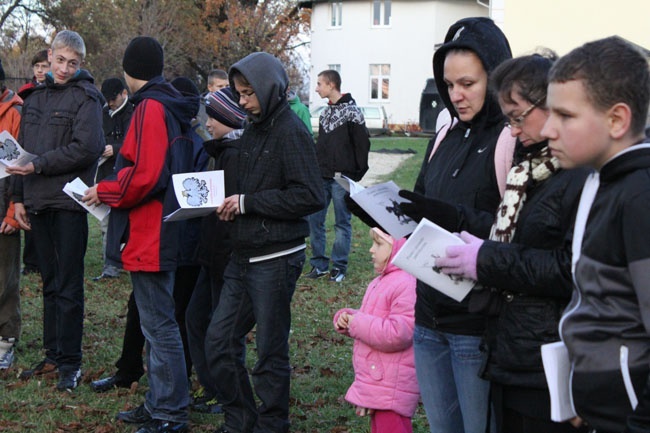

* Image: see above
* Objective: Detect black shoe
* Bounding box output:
[92,273,119,282]
[135,419,188,433]
[329,268,345,283]
[56,369,82,391]
[191,396,223,414]
[19,358,57,380]
[91,374,136,392]
[21,266,39,276]
[116,404,152,424]
[303,266,328,279]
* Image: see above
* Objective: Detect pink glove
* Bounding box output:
[435,231,484,280]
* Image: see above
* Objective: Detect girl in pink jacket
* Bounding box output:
[334,228,419,433]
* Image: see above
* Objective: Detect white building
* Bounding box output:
[299,0,490,128]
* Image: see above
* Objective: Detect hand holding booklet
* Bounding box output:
[63,177,111,221]
[334,174,417,239]
[0,130,37,179]
[163,170,225,222]
[391,218,475,302]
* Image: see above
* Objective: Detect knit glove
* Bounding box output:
[398,190,460,231]
[435,231,483,281]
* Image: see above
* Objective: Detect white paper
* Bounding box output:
[0,130,37,179]
[335,174,417,239]
[163,170,225,222]
[391,218,475,302]
[541,341,577,422]
[62,177,111,222]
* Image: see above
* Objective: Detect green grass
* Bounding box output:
[0,137,431,432]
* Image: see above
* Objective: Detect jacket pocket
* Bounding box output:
[494,297,561,371]
[620,345,639,410]
[366,351,385,381]
[49,110,75,127]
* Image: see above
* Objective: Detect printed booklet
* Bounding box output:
[391,218,475,302]
[63,177,111,222]
[163,170,225,222]
[334,174,417,239]
[541,341,578,422]
[0,130,37,179]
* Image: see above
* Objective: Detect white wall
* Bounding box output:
[308,0,487,126]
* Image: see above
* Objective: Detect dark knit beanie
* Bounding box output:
[205,87,246,129]
[101,78,125,101]
[0,59,5,82]
[122,36,163,81]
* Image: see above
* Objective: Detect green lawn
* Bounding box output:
[0,137,431,433]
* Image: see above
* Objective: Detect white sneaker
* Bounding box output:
[0,337,16,369]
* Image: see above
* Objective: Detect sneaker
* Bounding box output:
[329,268,345,283]
[91,374,137,392]
[116,404,152,424]
[19,358,57,379]
[92,273,119,281]
[0,338,15,369]
[191,396,223,414]
[303,266,328,279]
[56,368,82,391]
[135,419,188,433]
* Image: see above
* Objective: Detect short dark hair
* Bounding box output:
[231,70,250,88]
[490,49,557,106]
[31,49,48,66]
[318,69,341,91]
[549,36,650,135]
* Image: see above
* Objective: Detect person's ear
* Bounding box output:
[608,102,633,140]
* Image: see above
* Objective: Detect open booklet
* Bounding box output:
[334,174,417,239]
[0,130,37,179]
[163,170,225,222]
[63,177,111,222]
[391,218,475,302]
[541,341,578,422]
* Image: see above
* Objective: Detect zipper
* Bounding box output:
[620,345,639,409]
[451,128,471,178]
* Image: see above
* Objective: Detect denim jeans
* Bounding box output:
[205,250,305,433]
[131,271,189,424]
[308,179,351,274]
[30,210,87,371]
[413,325,491,433]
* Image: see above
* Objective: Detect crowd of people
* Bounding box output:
[1,15,650,433]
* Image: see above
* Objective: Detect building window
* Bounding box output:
[369,64,390,101]
[330,1,342,27]
[328,64,341,73]
[372,0,391,26]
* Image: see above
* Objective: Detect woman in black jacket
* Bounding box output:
[435,52,590,433]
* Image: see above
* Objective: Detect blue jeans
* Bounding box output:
[414,325,491,433]
[30,210,87,371]
[205,250,305,433]
[308,179,351,274]
[131,271,189,424]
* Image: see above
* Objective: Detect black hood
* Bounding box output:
[433,17,512,127]
[229,52,289,124]
[130,76,198,133]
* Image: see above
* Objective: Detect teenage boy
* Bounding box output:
[8,30,104,391]
[207,69,229,93]
[83,36,196,433]
[306,69,371,282]
[0,59,23,370]
[205,52,325,433]
[541,36,650,433]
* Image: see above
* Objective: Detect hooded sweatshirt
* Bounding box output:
[413,17,512,335]
[333,237,419,417]
[97,76,198,271]
[227,53,325,259]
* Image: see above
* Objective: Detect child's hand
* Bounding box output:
[336,311,354,330]
[355,406,375,416]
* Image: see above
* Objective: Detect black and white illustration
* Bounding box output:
[0,136,20,161]
[0,131,37,179]
[181,177,209,207]
[164,170,225,222]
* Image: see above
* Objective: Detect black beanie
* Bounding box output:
[122,36,164,81]
[0,58,5,82]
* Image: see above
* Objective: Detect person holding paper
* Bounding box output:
[7,30,104,391]
[333,228,418,433]
[433,53,589,432]
[397,17,514,433]
[543,37,650,433]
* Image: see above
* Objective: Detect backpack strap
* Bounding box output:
[493,127,516,198]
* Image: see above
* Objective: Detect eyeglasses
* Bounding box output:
[505,96,545,128]
[239,90,256,101]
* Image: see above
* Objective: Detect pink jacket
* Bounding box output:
[333,237,419,417]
